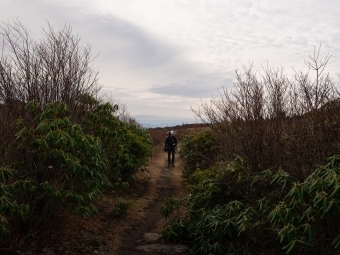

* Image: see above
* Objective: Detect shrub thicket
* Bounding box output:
[161,156,340,254]
[0,101,152,243]
[83,102,152,182]
[0,21,100,118]
[179,129,220,178]
[1,102,110,237]
[163,48,340,254]
[193,48,340,177]
[0,21,101,163]
[0,22,152,248]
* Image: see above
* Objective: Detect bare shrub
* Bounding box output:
[0,20,101,120]
[0,20,101,160]
[193,47,340,177]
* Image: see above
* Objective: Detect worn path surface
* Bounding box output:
[115,154,188,255]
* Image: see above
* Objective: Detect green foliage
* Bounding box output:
[118,121,153,180]
[0,100,153,243]
[109,200,133,218]
[162,155,340,254]
[161,157,279,254]
[0,167,29,239]
[83,102,152,181]
[160,196,188,243]
[269,155,340,254]
[179,129,220,178]
[2,102,110,236]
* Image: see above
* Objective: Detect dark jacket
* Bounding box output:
[165,135,177,150]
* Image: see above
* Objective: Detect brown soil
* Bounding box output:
[116,154,185,255]
[16,151,186,255]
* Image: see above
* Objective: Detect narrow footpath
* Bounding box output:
[115,154,188,255]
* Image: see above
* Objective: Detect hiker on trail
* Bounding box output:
[165,130,177,167]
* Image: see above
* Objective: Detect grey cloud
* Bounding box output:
[2,0,182,72]
[79,14,181,69]
[150,83,213,98]
[149,75,233,98]
[76,13,210,82]
[281,36,310,49]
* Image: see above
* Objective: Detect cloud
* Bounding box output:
[1,0,184,73]
[149,75,233,98]
[150,83,212,98]
[82,14,182,70]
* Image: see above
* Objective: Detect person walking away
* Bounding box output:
[165,130,177,167]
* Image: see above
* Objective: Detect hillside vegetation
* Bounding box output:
[161,48,340,254]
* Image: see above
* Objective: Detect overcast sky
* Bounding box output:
[1,0,340,127]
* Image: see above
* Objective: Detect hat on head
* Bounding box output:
[170,130,175,135]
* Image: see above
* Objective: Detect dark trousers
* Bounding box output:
[168,149,175,165]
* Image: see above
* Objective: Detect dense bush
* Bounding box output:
[0,21,153,250]
[163,49,340,254]
[0,167,29,239]
[0,21,100,119]
[0,101,152,243]
[179,129,220,178]
[83,102,152,181]
[161,157,279,254]
[161,156,340,254]
[269,155,340,254]
[1,102,110,238]
[193,49,340,176]
[0,21,101,168]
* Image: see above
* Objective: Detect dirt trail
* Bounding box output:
[12,151,187,255]
[114,153,186,255]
